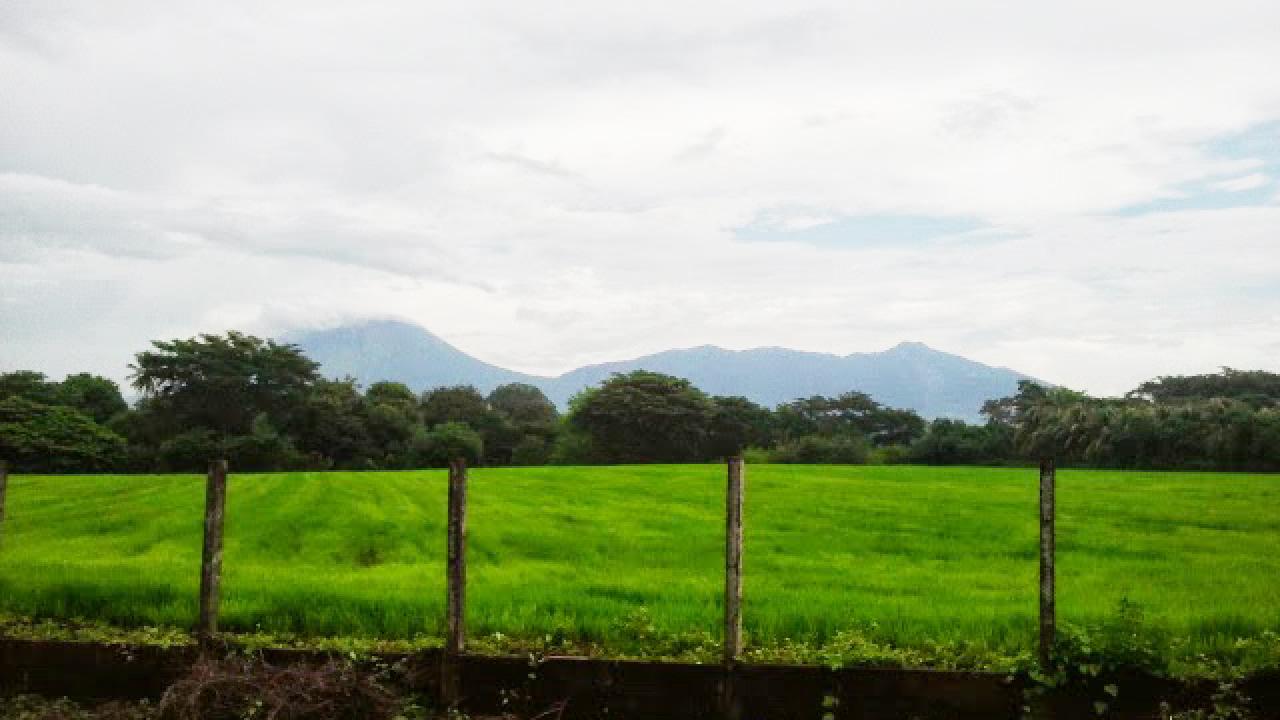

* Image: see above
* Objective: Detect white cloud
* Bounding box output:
[2,0,1280,397]
[1211,172,1270,192]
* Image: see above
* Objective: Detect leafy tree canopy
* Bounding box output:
[420,385,491,428]
[366,381,418,412]
[56,373,128,423]
[411,421,484,467]
[0,371,59,406]
[0,396,126,472]
[971,370,1280,471]
[488,383,558,434]
[567,370,716,463]
[707,395,773,457]
[130,331,320,450]
[285,377,371,469]
[1129,368,1280,407]
[775,391,924,446]
[909,418,1012,465]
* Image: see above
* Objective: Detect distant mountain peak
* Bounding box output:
[288,320,537,392]
[675,344,731,355]
[292,321,1041,421]
[886,340,932,352]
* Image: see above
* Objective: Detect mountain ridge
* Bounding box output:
[289,320,1040,421]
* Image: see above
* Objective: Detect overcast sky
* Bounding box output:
[2,1,1279,396]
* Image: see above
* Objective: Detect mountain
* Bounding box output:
[287,321,540,391]
[540,342,1035,420]
[291,320,1038,421]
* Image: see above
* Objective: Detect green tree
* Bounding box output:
[774,393,876,439]
[366,381,419,413]
[978,370,1280,471]
[156,428,220,472]
[364,382,420,467]
[228,414,306,471]
[130,332,320,459]
[510,434,553,465]
[420,385,491,427]
[1129,368,1280,407]
[410,421,483,467]
[547,422,600,465]
[567,371,716,463]
[286,378,372,469]
[0,371,58,406]
[909,418,1007,465]
[487,383,559,465]
[775,392,924,446]
[106,397,182,471]
[488,383,558,433]
[707,395,773,457]
[0,396,126,472]
[871,407,927,446]
[1015,386,1100,462]
[56,373,128,423]
[981,380,1049,429]
[420,385,515,465]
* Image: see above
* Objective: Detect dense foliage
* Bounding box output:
[0,395,126,472]
[565,371,719,462]
[2,330,1278,472]
[977,375,1280,471]
[131,332,321,443]
[0,333,561,472]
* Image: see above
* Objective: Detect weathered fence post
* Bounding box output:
[1039,458,1056,670]
[198,459,228,644]
[442,458,469,707]
[446,457,469,652]
[721,455,745,720]
[724,455,744,663]
[0,460,8,544]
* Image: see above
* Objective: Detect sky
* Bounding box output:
[2,0,1279,397]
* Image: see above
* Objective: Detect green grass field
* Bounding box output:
[0,465,1276,665]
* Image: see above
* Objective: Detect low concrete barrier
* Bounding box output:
[3,638,1272,719]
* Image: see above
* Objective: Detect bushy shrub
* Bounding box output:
[225,415,308,471]
[770,434,869,464]
[548,426,601,465]
[156,429,220,471]
[868,444,912,465]
[1027,599,1173,717]
[410,421,484,467]
[510,434,552,466]
[909,419,1010,465]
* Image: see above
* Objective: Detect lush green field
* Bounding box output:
[0,465,1276,664]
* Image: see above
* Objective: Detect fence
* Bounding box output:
[0,457,1062,716]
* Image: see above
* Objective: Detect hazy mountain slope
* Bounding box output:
[541,341,1031,419]
[292,320,1036,420]
[289,320,539,393]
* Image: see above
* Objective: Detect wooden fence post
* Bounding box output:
[199,459,228,643]
[1039,458,1056,669]
[724,455,744,663]
[0,460,8,544]
[446,457,468,653]
[442,458,469,707]
[722,455,745,720]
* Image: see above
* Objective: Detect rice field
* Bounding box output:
[0,465,1276,660]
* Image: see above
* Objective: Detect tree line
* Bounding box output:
[2,331,1278,472]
